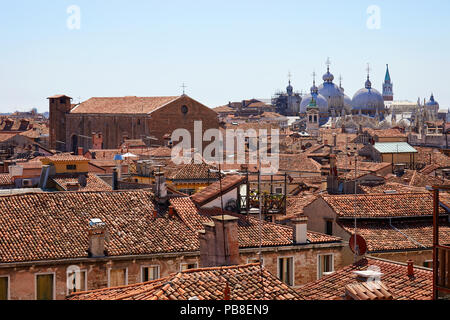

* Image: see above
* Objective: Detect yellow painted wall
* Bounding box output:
[40,159,90,174]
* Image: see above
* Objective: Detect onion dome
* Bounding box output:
[300,82,328,114]
[351,73,385,115]
[426,93,439,107]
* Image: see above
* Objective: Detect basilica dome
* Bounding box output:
[425,94,439,108]
[351,76,385,115]
[318,68,345,113]
[338,83,352,113]
[300,82,328,114]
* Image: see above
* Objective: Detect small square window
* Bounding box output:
[317,254,334,279]
[67,270,87,294]
[142,266,160,282]
[109,268,127,287]
[325,220,333,236]
[0,276,8,300]
[36,274,54,300]
[180,263,198,271]
[278,257,294,286]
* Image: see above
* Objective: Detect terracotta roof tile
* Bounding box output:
[321,192,446,218]
[0,173,14,186]
[191,175,246,206]
[52,173,112,191]
[170,197,341,247]
[300,257,432,300]
[68,263,304,300]
[168,161,218,181]
[70,96,180,114]
[339,219,450,251]
[0,190,199,263]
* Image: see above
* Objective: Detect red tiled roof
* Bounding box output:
[0,191,199,263]
[0,173,14,186]
[360,182,427,194]
[0,133,18,143]
[339,219,450,251]
[52,174,112,191]
[68,264,304,300]
[344,281,393,300]
[42,154,89,162]
[168,161,218,181]
[170,197,341,247]
[321,192,446,218]
[70,96,180,114]
[300,257,432,300]
[191,175,246,206]
[285,194,318,217]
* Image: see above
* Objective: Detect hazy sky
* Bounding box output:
[1,0,449,113]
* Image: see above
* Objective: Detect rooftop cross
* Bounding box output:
[325,57,331,71]
[181,83,187,95]
[287,71,292,84]
[312,71,316,84]
[366,63,371,78]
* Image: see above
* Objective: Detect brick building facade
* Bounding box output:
[0,190,344,300]
[48,95,220,152]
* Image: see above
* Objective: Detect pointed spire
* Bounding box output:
[385,64,391,82]
[365,63,372,89]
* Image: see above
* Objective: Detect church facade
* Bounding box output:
[48,95,220,152]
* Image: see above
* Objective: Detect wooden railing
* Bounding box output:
[238,194,286,215]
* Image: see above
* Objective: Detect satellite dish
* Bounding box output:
[349,234,367,256]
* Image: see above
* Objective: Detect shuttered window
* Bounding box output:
[142,266,160,282]
[109,269,127,287]
[67,270,87,294]
[318,254,334,279]
[36,274,54,300]
[278,257,293,286]
[0,277,8,300]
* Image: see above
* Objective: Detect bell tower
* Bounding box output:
[382,64,394,101]
[48,94,72,151]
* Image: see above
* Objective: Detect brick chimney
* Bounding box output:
[88,218,107,258]
[199,215,239,267]
[77,147,84,155]
[407,259,414,277]
[292,216,308,244]
[154,171,167,203]
[168,206,175,218]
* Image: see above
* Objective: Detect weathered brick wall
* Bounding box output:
[0,244,344,299]
[64,96,220,152]
[369,250,432,268]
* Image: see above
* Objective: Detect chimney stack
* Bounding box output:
[292,215,308,244]
[88,218,107,258]
[112,168,118,190]
[77,147,84,155]
[154,171,167,202]
[199,215,239,267]
[168,206,175,218]
[407,259,414,277]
